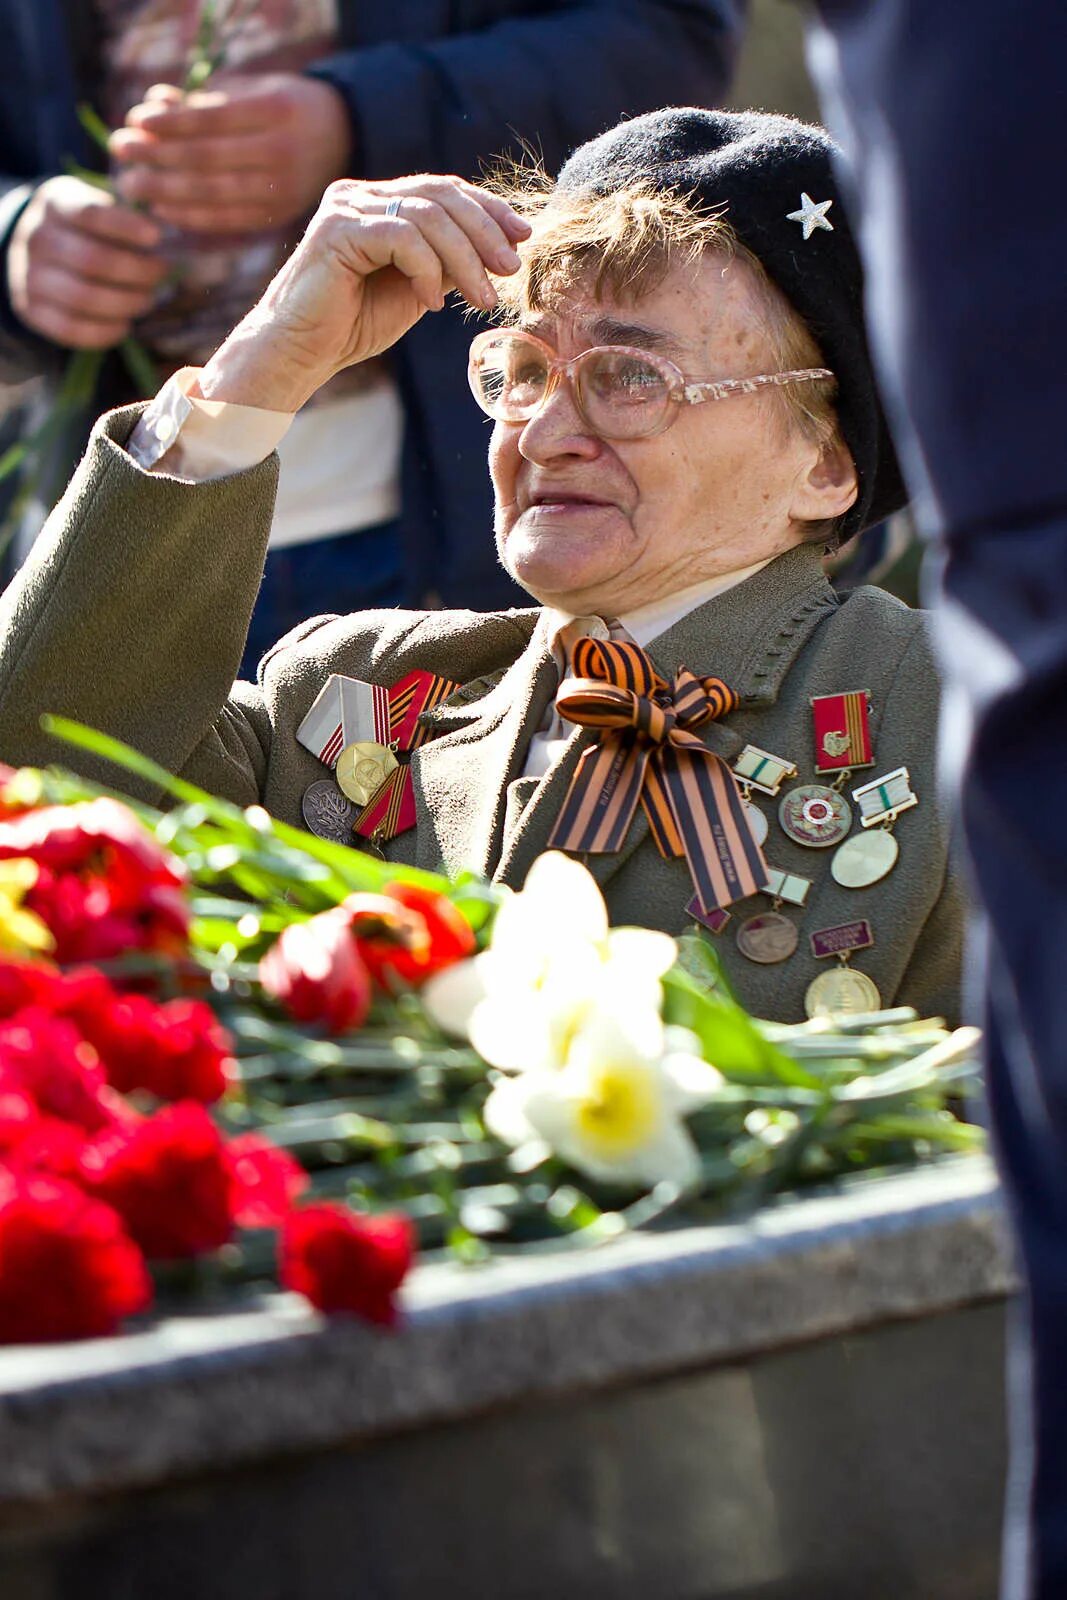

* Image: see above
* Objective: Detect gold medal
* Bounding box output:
[831,828,899,888]
[778,784,852,848]
[335,741,399,806]
[806,918,880,1017]
[736,910,799,965]
[805,966,882,1018]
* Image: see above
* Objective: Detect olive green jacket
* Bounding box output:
[0,408,962,1023]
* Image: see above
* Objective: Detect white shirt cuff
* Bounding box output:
[126,367,295,483]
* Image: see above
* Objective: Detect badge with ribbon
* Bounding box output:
[811,690,874,775]
[297,669,457,845]
[547,637,766,915]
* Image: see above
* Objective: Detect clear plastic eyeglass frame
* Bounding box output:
[468,327,834,441]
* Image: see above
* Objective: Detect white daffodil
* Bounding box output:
[484,1008,723,1190]
[423,852,676,1073]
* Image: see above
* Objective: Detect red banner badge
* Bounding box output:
[350,670,459,845]
[812,691,874,774]
[387,669,458,752]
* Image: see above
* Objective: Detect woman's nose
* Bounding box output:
[517,373,602,463]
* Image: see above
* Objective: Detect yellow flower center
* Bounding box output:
[574,1061,661,1158]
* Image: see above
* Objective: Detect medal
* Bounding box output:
[743,801,769,847]
[734,744,797,797]
[831,828,899,888]
[811,691,874,775]
[732,747,792,848]
[734,863,811,963]
[301,779,358,844]
[297,668,457,847]
[336,741,400,806]
[736,910,799,964]
[805,966,882,1017]
[804,918,881,1018]
[778,784,852,848]
[853,767,918,828]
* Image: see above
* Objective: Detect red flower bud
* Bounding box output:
[351,882,476,990]
[259,909,372,1034]
[279,1203,414,1326]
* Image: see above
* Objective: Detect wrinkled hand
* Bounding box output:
[6,176,166,349]
[198,176,530,413]
[110,75,353,234]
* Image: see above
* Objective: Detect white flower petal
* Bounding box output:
[625,1117,702,1191]
[604,926,677,978]
[483,1075,540,1147]
[661,1050,725,1111]
[516,852,609,944]
[422,955,490,1039]
[566,1004,664,1073]
[469,995,556,1073]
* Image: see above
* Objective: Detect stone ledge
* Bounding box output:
[0,1158,1014,1507]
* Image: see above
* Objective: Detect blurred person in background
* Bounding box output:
[0,0,744,669]
[805,1,1067,1594]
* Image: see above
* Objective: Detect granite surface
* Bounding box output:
[0,1157,1014,1507]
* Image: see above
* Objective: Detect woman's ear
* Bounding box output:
[791,438,859,525]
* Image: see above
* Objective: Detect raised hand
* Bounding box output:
[197,176,530,413]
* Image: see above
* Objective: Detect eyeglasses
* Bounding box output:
[468,328,834,441]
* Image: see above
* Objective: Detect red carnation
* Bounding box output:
[259,908,372,1034]
[279,1203,414,1326]
[228,1132,309,1228]
[0,798,189,963]
[0,1173,151,1343]
[0,1008,127,1133]
[74,993,234,1104]
[79,1102,236,1260]
[0,959,62,1018]
[0,1092,87,1181]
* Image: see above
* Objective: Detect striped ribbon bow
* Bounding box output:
[547,636,768,913]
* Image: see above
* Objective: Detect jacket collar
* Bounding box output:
[412,543,838,885]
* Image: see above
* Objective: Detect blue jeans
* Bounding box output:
[240,518,405,679]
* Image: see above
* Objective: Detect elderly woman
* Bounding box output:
[0,109,961,1023]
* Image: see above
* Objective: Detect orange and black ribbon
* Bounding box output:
[548,637,767,913]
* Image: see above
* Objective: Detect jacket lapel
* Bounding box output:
[410,629,559,877]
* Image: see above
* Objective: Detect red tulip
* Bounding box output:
[259,908,372,1034]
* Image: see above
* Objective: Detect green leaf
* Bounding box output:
[119,337,161,398]
[62,158,114,192]
[76,102,114,154]
[0,439,29,485]
[662,965,822,1089]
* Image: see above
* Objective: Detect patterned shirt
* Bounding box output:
[93,0,338,369]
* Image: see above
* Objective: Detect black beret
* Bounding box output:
[556,107,906,539]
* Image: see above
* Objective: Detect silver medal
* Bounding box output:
[301,779,358,844]
[743,801,769,847]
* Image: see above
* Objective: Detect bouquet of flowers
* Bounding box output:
[0,720,983,1345]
